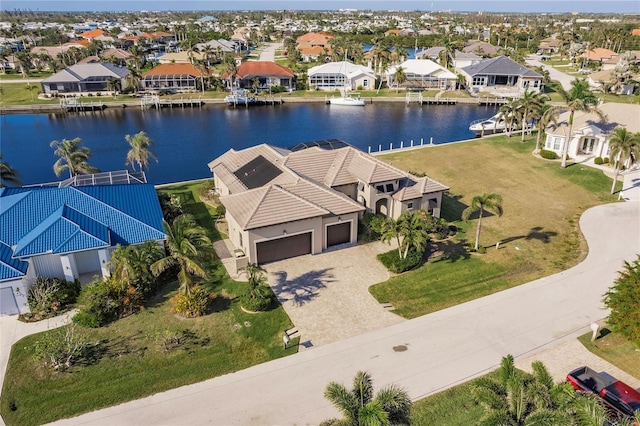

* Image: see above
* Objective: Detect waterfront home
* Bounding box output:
[307,61,375,91]
[295,31,334,60]
[0,172,165,316]
[208,140,448,264]
[462,41,502,57]
[40,62,131,96]
[459,56,543,97]
[543,103,640,164]
[386,59,457,90]
[100,48,134,67]
[141,62,207,92]
[231,61,295,91]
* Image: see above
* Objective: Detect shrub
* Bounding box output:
[197,179,216,200]
[31,324,89,371]
[594,157,604,165]
[539,149,557,160]
[73,279,124,328]
[157,192,183,222]
[603,157,610,164]
[604,255,640,344]
[27,277,81,315]
[170,286,215,318]
[360,212,385,241]
[377,248,422,273]
[240,292,273,312]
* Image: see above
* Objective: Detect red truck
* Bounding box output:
[567,366,640,422]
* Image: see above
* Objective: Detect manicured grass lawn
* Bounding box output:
[0,181,297,426]
[370,134,621,318]
[578,330,640,379]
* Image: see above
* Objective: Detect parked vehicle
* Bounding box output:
[567,366,640,422]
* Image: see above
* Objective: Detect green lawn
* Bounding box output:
[578,330,640,379]
[0,181,297,426]
[370,135,620,318]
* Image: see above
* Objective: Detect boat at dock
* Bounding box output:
[469,113,508,136]
[224,89,257,106]
[328,92,365,106]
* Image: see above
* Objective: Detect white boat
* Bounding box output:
[328,92,365,106]
[224,89,256,105]
[469,113,508,136]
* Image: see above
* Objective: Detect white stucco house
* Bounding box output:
[543,103,640,164]
[386,59,458,90]
[307,61,376,91]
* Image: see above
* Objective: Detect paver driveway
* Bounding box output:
[264,241,405,347]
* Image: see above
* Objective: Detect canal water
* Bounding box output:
[1,102,498,185]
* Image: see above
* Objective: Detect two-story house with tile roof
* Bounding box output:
[208,140,448,264]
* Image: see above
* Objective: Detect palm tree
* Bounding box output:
[393,66,407,92]
[0,155,21,187]
[473,355,574,426]
[516,90,548,142]
[125,131,158,172]
[242,263,271,302]
[498,98,521,137]
[322,371,411,426]
[398,210,429,260]
[50,137,99,178]
[106,77,120,98]
[558,79,606,168]
[151,214,212,297]
[533,104,561,154]
[381,217,403,258]
[462,193,503,252]
[608,127,640,195]
[24,83,39,101]
[108,241,163,291]
[223,56,238,90]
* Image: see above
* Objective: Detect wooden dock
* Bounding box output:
[60,99,106,112]
[405,92,506,106]
[141,95,203,109]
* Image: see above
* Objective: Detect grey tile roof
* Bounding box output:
[41,62,130,83]
[461,56,542,78]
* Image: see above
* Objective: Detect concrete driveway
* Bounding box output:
[525,54,575,91]
[264,241,405,348]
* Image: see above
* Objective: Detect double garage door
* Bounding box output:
[256,232,312,264]
[255,223,352,264]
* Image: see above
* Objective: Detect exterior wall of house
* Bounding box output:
[0,278,30,315]
[420,192,444,217]
[544,126,609,160]
[357,179,400,217]
[214,174,231,196]
[331,183,357,200]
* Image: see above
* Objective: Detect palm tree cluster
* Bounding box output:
[497,90,549,141]
[380,210,429,260]
[108,241,164,296]
[322,371,412,426]
[474,355,640,426]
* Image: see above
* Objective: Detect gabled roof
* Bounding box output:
[236,61,294,78]
[41,62,130,83]
[348,151,406,184]
[0,184,165,261]
[101,48,133,60]
[461,56,542,78]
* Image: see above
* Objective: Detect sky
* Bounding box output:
[1,0,639,14]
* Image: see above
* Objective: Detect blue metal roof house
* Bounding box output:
[0,182,165,315]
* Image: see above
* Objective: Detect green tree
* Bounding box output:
[321,370,411,426]
[380,217,403,258]
[498,98,521,138]
[516,90,548,142]
[397,210,429,260]
[108,241,163,291]
[607,127,640,195]
[24,83,39,101]
[106,76,120,98]
[50,137,99,178]
[603,255,640,344]
[473,355,574,426]
[0,155,21,187]
[393,66,407,92]
[151,214,212,297]
[558,79,606,168]
[461,193,504,252]
[125,131,158,172]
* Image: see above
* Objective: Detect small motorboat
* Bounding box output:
[328,92,365,106]
[469,113,508,136]
[224,89,256,105]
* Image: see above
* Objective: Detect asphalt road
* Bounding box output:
[48,200,640,426]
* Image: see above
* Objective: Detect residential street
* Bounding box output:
[47,201,640,426]
[525,54,575,90]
